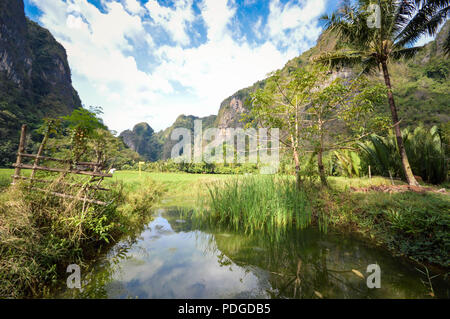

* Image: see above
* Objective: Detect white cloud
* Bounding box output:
[266,0,326,53]
[29,0,327,133]
[123,0,145,15]
[253,16,263,39]
[145,0,195,45]
[199,0,236,42]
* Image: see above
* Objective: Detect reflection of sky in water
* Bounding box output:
[104,215,271,299]
[59,209,449,299]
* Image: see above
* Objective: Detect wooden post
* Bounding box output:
[31,124,51,181]
[388,170,394,185]
[12,124,27,185]
[368,165,371,180]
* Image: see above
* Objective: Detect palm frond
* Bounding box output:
[360,55,380,74]
[391,46,423,60]
[395,1,449,47]
[392,0,417,34]
[321,3,377,51]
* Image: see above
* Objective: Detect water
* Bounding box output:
[56,207,449,299]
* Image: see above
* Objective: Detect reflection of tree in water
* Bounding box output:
[58,243,130,299]
[207,228,380,299]
[58,208,447,299]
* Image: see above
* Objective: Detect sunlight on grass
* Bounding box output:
[108,171,234,207]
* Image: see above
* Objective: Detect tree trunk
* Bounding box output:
[292,147,302,190]
[317,148,327,186]
[290,133,302,190]
[381,61,419,186]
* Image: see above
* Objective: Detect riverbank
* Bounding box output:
[0,169,448,298]
[196,175,449,269]
[0,169,165,298]
[313,179,449,269]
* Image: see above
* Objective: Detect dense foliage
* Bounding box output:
[360,125,449,184]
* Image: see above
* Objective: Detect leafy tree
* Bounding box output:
[315,0,449,186]
[62,107,105,163]
[248,64,386,186]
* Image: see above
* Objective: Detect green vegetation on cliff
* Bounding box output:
[0,0,82,167]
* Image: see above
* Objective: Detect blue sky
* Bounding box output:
[23,0,352,133]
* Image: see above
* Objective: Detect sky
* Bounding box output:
[23,0,434,134]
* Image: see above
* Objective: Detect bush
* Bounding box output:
[360,125,448,184]
[324,188,450,267]
[0,176,163,298]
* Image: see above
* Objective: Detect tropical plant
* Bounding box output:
[334,150,362,177]
[359,125,448,184]
[359,134,404,179]
[315,0,449,186]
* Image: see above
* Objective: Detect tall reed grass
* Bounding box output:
[196,176,315,235]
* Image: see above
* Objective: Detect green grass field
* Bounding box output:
[0,168,31,189]
[109,171,234,207]
[0,169,233,207]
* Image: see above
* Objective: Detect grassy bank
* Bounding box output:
[198,175,449,268]
[321,185,449,267]
[0,169,164,298]
[1,168,448,297]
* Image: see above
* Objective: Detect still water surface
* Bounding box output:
[57,207,449,299]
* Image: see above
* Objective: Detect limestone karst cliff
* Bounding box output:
[0,0,82,165]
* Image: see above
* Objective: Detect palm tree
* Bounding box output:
[314,0,449,186]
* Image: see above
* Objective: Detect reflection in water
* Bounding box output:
[57,208,449,299]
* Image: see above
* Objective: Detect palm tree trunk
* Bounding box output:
[381,61,419,186]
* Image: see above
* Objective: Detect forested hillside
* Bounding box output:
[0,0,81,166]
[123,21,449,161]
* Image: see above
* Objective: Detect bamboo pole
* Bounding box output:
[33,188,108,205]
[10,175,110,191]
[18,153,101,167]
[12,163,112,177]
[31,125,51,182]
[12,124,27,185]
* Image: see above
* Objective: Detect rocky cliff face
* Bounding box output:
[156,114,217,160]
[0,0,32,86]
[119,122,162,162]
[0,0,81,115]
[0,0,82,166]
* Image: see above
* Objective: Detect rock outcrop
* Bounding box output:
[120,122,162,162]
[0,0,82,165]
